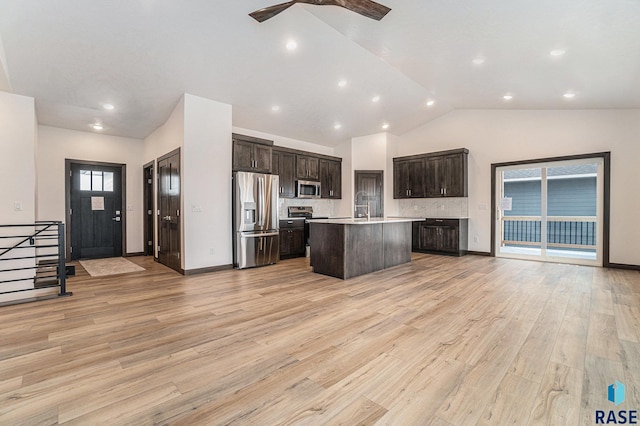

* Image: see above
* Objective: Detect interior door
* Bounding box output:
[158,150,181,272]
[354,171,383,217]
[143,163,154,256]
[69,163,123,259]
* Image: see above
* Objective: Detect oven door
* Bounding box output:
[296,180,321,199]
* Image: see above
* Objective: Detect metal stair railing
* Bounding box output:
[0,221,72,305]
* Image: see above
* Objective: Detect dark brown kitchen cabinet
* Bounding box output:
[394,148,468,199]
[393,158,426,198]
[426,151,468,197]
[272,149,296,198]
[232,134,272,173]
[319,159,342,199]
[279,219,305,259]
[412,218,468,256]
[296,155,319,180]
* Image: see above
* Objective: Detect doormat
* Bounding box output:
[79,257,145,277]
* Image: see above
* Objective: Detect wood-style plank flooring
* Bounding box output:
[0,254,639,425]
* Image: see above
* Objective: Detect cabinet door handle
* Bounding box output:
[409,189,412,196]
[444,187,447,195]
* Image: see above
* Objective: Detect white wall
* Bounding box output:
[0,91,36,224]
[338,132,397,218]
[37,125,145,254]
[183,94,232,270]
[0,36,11,92]
[143,97,184,164]
[0,91,37,298]
[397,109,640,265]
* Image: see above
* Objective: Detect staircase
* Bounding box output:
[0,222,72,305]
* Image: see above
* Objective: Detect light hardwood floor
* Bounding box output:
[0,254,639,425]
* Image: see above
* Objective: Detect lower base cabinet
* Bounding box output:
[279,220,306,259]
[412,218,468,256]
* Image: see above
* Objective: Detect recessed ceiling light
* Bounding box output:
[286,39,297,51]
[426,99,435,107]
[503,94,513,101]
[92,123,103,131]
[550,49,566,57]
[382,123,389,130]
[102,103,114,111]
[372,95,380,103]
[271,105,281,112]
[338,79,347,88]
[472,57,485,65]
[563,92,576,99]
[334,123,342,130]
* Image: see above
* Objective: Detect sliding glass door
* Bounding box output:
[495,157,604,266]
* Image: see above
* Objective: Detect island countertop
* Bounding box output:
[306,217,422,225]
[308,219,414,279]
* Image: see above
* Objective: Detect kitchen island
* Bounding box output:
[309,218,417,279]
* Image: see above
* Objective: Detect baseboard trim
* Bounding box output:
[125,252,145,257]
[607,263,640,271]
[467,251,492,257]
[183,264,234,276]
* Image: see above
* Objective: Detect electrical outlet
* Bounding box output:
[13,202,23,211]
[473,236,479,243]
[209,248,215,255]
[413,205,418,211]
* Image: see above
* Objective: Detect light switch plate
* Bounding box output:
[14,202,23,211]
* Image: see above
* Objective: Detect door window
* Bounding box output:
[80,170,114,192]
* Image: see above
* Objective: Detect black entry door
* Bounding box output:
[157,150,181,272]
[70,163,123,259]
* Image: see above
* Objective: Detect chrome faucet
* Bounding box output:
[354,190,370,220]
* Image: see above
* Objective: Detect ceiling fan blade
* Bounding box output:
[249,1,297,22]
[336,0,391,21]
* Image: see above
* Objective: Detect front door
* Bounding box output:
[69,162,123,259]
[157,149,181,272]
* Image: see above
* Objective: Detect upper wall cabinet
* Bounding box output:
[296,154,319,180]
[319,159,342,199]
[393,158,426,198]
[232,133,273,173]
[394,148,468,199]
[426,151,468,197]
[272,149,296,198]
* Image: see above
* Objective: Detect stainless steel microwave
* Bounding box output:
[296,180,321,199]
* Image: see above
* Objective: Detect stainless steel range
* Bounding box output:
[287,206,328,247]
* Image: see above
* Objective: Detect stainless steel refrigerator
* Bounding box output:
[232,171,280,269]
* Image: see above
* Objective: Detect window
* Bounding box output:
[80,170,114,192]
[495,158,603,266]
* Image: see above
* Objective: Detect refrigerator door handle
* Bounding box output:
[257,176,265,227]
[240,231,280,238]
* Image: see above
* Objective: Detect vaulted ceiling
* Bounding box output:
[0,0,638,146]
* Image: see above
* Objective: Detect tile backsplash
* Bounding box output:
[398,198,468,218]
[278,198,335,218]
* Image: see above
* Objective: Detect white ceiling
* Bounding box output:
[0,0,638,146]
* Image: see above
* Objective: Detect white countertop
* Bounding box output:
[307,217,422,225]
